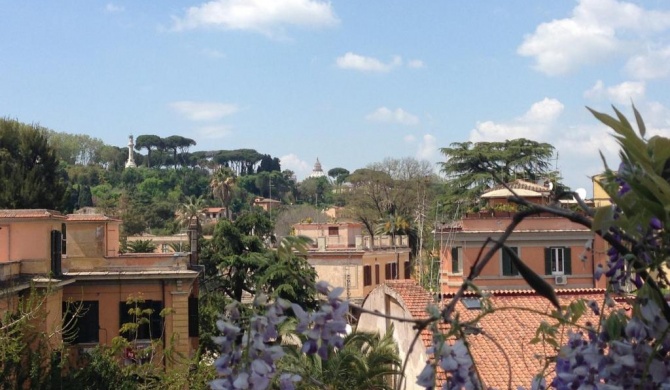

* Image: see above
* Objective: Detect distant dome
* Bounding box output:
[309,158,326,178]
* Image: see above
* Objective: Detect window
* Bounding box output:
[502,247,519,276]
[61,223,67,255]
[404,261,411,279]
[451,247,462,274]
[188,297,199,337]
[119,300,163,340]
[161,243,169,253]
[375,264,380,284]
[545,247,572,275]
[50,230,62,276]
[363,266,372,286]
[385,263,398,280]
[328,227,339,236]
[63,301,99,344]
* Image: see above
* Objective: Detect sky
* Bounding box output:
[2,0,670,195]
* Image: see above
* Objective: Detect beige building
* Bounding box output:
[293,222,411,304]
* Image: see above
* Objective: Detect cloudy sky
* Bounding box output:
[2,0,670,194]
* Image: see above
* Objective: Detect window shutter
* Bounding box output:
[564,247,572,275]
[451,247,459,273]
[544,248,551,275]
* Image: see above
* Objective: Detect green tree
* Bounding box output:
[439,138,556,214]
[210,167,237,219]
[125,239,157,253]
[279,329,402,390]
[176,196,206,228]
[134,135,162,168]
[328,167,350,185]
[0,118,66,209]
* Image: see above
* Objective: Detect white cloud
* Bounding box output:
[196,125,233,139]
[518,0,670,76]
[170,101,239,121]
[417,134,437,160]
[625,46,670,79]
[470,98,563,142]
[280,153,311,178]
[366,107,420,126]
[172,0,339,37]
[584,80,645,104]
[404,134,416,143]
[407,59,425,69]
[105,3,124,13]
[520,98,565,123]
[336,53,402,72]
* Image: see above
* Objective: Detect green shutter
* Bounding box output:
[451,247,459,273]
[564,247,572,275]
[544,247,551,275]
[502,249,511,276]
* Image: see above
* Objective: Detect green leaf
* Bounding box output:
[592,206,615,233]
[503,245,560,311]
[633,103,646,138]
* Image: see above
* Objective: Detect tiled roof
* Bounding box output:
[66,214,120,222]
[0,209,66,219]
[484,179,550,194]
[383,280,619,389]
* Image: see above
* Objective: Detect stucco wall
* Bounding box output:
[358,286,427,390]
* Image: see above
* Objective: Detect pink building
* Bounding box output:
[0,209,200,367]
[435,180,608,293]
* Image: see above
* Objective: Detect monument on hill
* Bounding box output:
[125,135,137,168]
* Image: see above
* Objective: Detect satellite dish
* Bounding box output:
[575,188,587,200]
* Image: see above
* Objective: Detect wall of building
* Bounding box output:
[0,220,62,273]
[358,285,427,390]
[62,277,195,362]
[440,228,598,293]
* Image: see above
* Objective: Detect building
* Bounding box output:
[293,222,411,304]
[253,197,281,212]
[308,158,326,179]
[0,209,200,366]
[358,280,616,389]
[435,180,607,294]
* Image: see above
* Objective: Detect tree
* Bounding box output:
[176,196,206,228]
[164,135,196,168]
[0,118,66,209]
[327,167,350,185]
[210,167,237,219]
[439,138,556,214]
[134,135,162,168]
[125,239,157,253]
[278,329,402,390]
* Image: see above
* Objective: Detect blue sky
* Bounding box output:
[2,0,670,194]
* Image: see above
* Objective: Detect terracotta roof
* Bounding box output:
[0,209,66,219]
[382,280,620,389]
[66,214,120,222]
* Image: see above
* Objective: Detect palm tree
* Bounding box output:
[176,195,206,228]
[210,167,237,220]
[125,239,157,253]
[278,328,402,390]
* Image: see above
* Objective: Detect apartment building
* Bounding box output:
[0,209,200,366]
[293,222,411,304]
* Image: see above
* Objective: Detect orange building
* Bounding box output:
[0,210,200,366]
[435,180,608,293]
[293,222,411,304]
